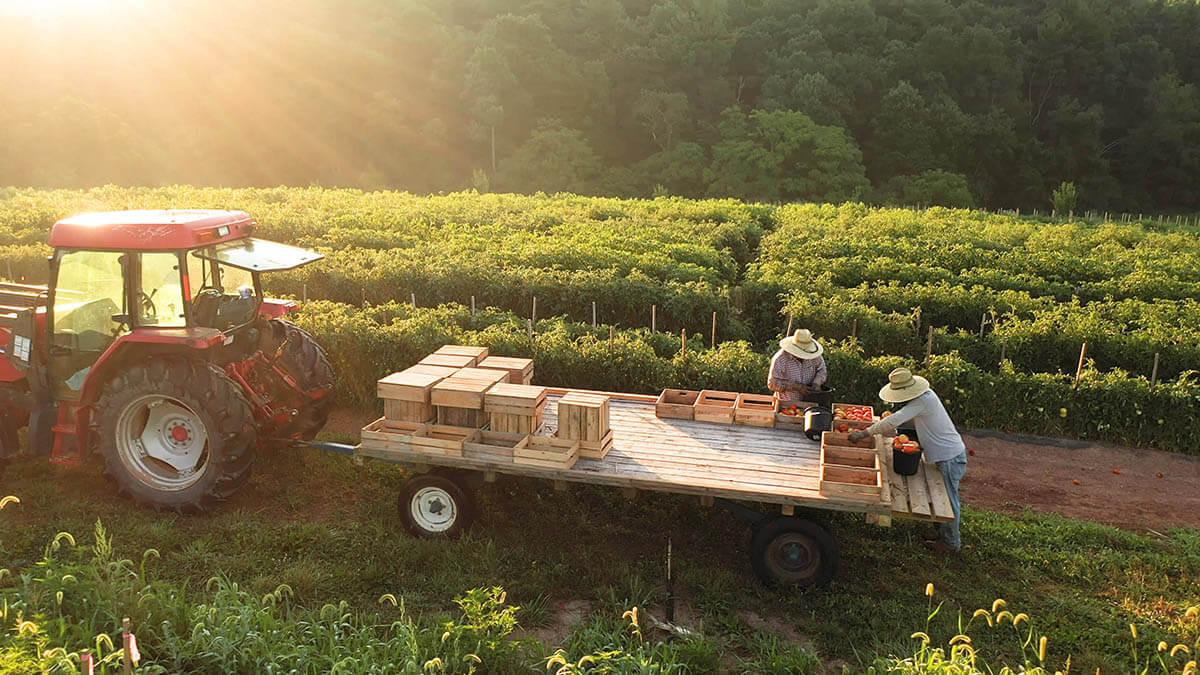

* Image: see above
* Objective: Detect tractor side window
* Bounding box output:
[53,250,126,350]
[138,253,187,327]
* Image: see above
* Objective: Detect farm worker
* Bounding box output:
[767,329,827,401]
[849,368,967,554]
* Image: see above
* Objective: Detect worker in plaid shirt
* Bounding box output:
[767,329,827,401]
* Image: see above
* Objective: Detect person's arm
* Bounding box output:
[866,396,926,436]
[810,357,827,388]
[767,353,791,394]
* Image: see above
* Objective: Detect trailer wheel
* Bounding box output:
[398,474,475,538]
[750,517,839,586]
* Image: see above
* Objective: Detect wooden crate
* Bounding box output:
[384,399,434,423]
[734,393,777,427]
[403,364,461,379]
[831,418,873,433]
[410,425,480,457]
[485,383,546,434]
[359,418,427,455]
[833,402,877,421]
[432,344,489,366]
[819,464,883,498]
[514,436,579,469]
[431,369,508,409]
[693,390,738,424]
[820,444,880,471]
[437,406,488,428]
[556,392,610,440]
[476,356,534,385]
[418,353,476,369]
[463,431,530,461]
[655,389,699,420]
[820,430,877,450]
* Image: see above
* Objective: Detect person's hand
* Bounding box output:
[848,429,871,442]
[792,383,811,395]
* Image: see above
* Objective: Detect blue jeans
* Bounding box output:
[936,452,968,550]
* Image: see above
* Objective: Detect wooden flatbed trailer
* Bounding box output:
[316,389,955,585]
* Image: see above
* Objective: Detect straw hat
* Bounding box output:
[780,329,823,360]
[878,367,930,403]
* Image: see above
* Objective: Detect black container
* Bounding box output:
[803,406,832,441]
[892,427,921,475]
[807,386,834,409]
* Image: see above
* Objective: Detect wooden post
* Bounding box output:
[361,288,366,307]
[999,343,1006,364]
[592,301,597,328]
[979,313,988,337]
[711,311,717,348]
[1073,342,1088,390]
[527,318,534,341]
[785,315,793,337]
[532,296,537,324]
[851,318,858,339]
[302,283,307,302]
[410,292,416,307]
[681,329,687,354]
[471,295,476,315]
[651,304,656,333]
[1150,352,1160,390]
[925,325,934,366]
[121,618,133,675]
[609,325,614,340]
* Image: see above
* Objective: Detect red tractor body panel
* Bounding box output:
[259,298,298,318]
[49,210,255,250]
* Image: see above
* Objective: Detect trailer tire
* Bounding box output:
[398,474,475,538]
[750,517,839,586]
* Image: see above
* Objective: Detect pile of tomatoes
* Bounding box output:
[892,433,920,454]
[779,404,806,417]
[833,404,874,421]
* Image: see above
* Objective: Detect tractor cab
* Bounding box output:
[31,210,319,398]
[1,210,333,512]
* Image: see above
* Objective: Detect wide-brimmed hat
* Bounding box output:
[780,329,823,360]
[878,367,930,403]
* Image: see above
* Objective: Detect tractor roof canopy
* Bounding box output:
[49,210,256,250]
[193,238,324,272]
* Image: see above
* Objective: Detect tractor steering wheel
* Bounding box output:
[137,291,157,320]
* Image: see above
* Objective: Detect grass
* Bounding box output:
[1,435,1198,672]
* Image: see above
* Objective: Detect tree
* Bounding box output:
[879,170,976,209]
[497,121,602,194]
[705,108,869,203]
[1052,181,1078,215]
[632,90,691,151]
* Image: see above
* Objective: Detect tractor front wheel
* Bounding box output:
[95,358,256,511]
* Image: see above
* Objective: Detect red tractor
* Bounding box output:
[0,210,334,511]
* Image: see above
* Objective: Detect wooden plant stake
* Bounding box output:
[592,301,597,328]
[471,295,476,315]
[711,311,717,348]
[651,304,656,333]
[532,296,537,324]
[1150,352,1160,390]
[1073,343,1088,390]
[410,292,416,307]
[681,329,687,355]
[609,325,614,340]
[785,314,793,337]
[925,325,934,366]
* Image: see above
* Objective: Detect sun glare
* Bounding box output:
[2,0,147,20]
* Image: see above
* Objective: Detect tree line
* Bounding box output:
[1,0,1198,211]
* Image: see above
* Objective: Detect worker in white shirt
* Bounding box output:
[767,329,827,401]
[849,368,967,554]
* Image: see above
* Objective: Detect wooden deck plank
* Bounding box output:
[924,463,955,521]
[905,463,933,517]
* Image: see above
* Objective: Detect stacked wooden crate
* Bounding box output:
[555,392,612,459]
[484,383,547,433]
[476,356,534,385]
[377,368,445,423]
[817,431,883,501]
[431,367,509,427]
[431,344,488,366]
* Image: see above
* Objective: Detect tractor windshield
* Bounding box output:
[194,238,323,272]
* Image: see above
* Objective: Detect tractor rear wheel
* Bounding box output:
[262,319,334,441]
[94,357,256,511]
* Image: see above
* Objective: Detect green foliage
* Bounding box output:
[1052,181,1079,215]
[880,170,976,209]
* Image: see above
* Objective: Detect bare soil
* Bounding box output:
[324,409,1200,533]
[960,431,1200,532]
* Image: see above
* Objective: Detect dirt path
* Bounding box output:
[325,410,1200,533]
[960,431,1200,532]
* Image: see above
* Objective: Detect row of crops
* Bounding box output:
[1,187,1197,452]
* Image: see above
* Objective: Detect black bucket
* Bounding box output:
[892,427,921,475]
[893,447,922,475]
[803,406,832,441]
[807,386,834,409]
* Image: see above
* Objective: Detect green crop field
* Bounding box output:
[2,187,1199,672]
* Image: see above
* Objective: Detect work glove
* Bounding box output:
[848,429,871,442]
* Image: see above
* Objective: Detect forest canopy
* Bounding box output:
[1,0,1198,211]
